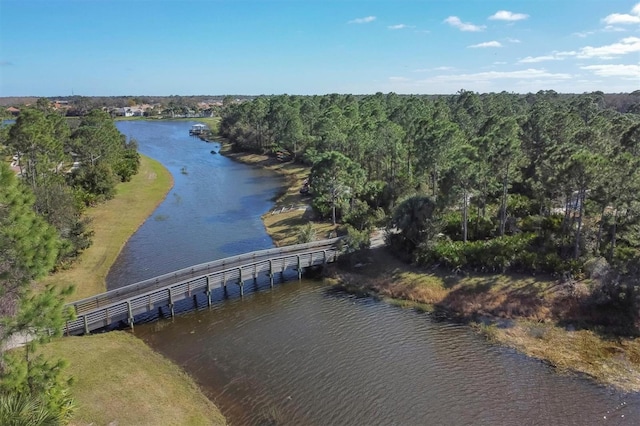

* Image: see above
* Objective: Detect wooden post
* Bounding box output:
[205,276,212,307]
[83,315,89,335]
[168,288,175,318]
[297,255,302,280]
[323,250,327,264]
[127,301,134,330]
[237,267,244,298]
[269,260,274,288]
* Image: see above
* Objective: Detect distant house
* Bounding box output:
[117,107,144,117]
[6,107,20,116]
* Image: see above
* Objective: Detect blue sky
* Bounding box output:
[1,0,639,96]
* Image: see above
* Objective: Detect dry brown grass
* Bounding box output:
[486,322,640,392]
[40,332,226,425]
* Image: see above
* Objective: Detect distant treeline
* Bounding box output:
[2,90,640,114]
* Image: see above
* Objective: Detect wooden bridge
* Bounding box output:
[64,238,343,335]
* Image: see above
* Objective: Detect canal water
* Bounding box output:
[108,120,284,288]
[114,121,639,425]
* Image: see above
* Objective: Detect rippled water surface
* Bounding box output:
[137,281,639,426]
[115,120,639,425]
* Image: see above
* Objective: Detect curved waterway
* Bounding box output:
[108,120,284,288]
[114,121,639,425]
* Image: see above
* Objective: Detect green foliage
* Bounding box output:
[70,163,118,205]
[113,139,140,182]
[0,163,75,424]
[338,224,370,253]
[0,392,73,426]
[441,211,496,241]
[388,196,440,255]
[219,92,640,278]
[295,223,316,244]
[0,164,61,303]
[310,151,366,225]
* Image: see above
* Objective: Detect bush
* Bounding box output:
[441,211,496,241]
[418,233,582,274]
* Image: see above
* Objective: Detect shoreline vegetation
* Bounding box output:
[38,154,226,425]
[222,143,640,393]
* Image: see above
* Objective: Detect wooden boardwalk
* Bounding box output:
[64,238,342,335]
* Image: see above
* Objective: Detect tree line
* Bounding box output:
[0,101,140,422]
[220,90,640,327]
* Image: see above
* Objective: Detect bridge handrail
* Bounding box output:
[67,238,343,312]
[67,246,340,316]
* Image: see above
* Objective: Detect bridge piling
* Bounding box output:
[237,268,244,298]
[269,260,274,288]
[127,301,134,330]
[205,276,212,307]
[168,288,175,318]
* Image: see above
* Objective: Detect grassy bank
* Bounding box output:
[37,155,226,424]
[41,155,173,300]
[40,332,225,426]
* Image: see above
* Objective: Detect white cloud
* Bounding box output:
[581,64,640,78]
[602,3,640,25]
[489,10,529,21]
[603,13,640,25]
[388,24,414,30]
[468,41,502,48]
[412,66,454,73]
[506,38,521,43]
[577,36,640,58]
[573,31,595,38]
[603,25,627,32]
[348,16,376,24]
[427,68,573,83]
[444,16,485,32]
[518,55,561,63]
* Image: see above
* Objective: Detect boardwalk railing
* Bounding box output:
[64,238,343,335]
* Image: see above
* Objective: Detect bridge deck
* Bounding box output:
[64,238,342,335]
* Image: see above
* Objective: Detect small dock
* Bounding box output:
[189,123,207,136]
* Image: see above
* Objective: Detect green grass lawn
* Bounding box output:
[40,332,226,426]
